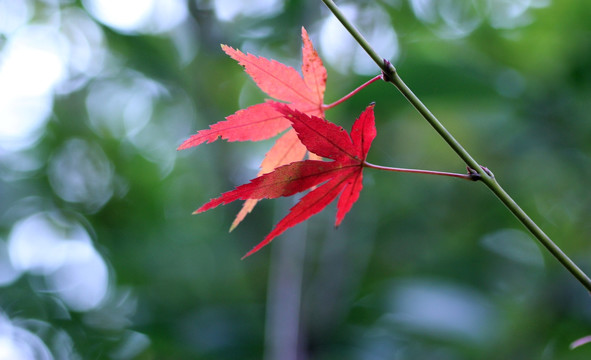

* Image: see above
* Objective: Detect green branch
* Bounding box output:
[320,0,591,292]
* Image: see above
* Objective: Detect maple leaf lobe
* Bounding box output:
[177,102,291,150]
[272,103,358,162]
[221,44,317,106]
[301,27,327,109]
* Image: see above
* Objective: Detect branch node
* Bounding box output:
[381,59,396,82]
[467,167,482,181]
[481,166,494,178]
[467,166,495,180]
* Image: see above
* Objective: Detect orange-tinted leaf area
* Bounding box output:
[197,104,376,258]
[178,27,326,228]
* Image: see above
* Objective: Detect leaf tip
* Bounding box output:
[177,138,193,151]
[193,201,216,214]
[221,44,240,58]
[241,248,258,260]
[220,44,231,54]
[301,26,308,37]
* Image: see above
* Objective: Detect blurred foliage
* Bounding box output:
[1,0,591,359]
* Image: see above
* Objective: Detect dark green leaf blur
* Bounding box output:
[1,0,591,359]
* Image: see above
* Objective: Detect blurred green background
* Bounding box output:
[1,0,591,359]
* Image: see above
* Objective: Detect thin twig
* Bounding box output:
[320,0,591,292]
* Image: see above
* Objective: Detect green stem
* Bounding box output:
[319,0,384,69]
[482,176,591,291]
[320,0,591,292]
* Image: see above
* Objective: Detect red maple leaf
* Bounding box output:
[196,103,376,258]
[178,27,327,229]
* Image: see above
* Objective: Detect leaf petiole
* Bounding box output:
[363,161,476,181]
[323,75,382,110]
